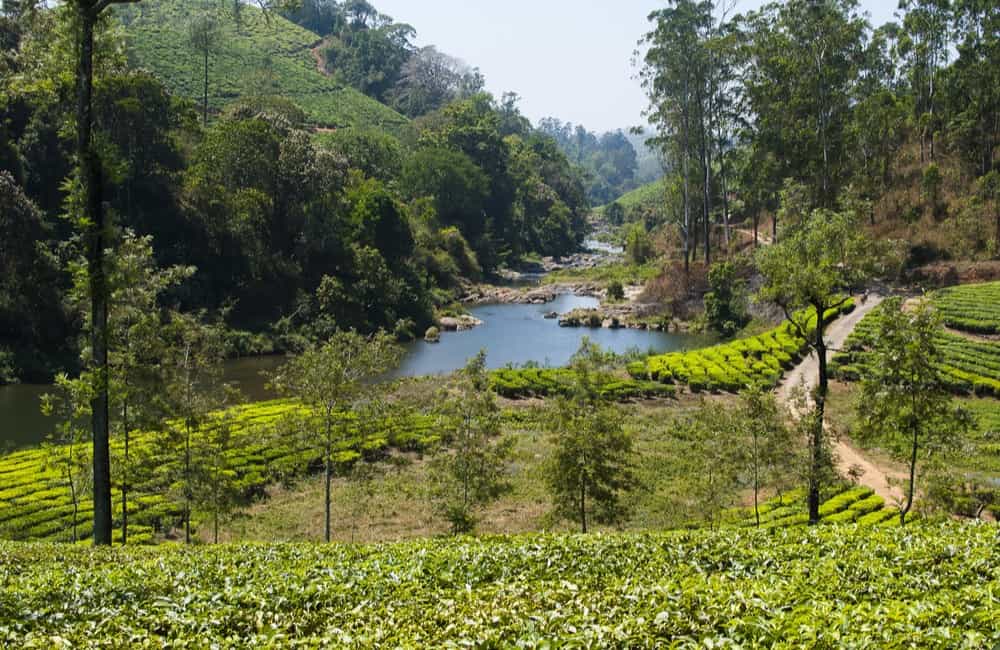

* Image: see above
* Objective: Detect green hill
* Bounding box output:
[4,523,997,645]
[600,178,668,215]
[115,0,408,132]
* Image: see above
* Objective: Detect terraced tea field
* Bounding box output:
[932,281,1000,335]
[629,302,855,392]
[0,400,441,543]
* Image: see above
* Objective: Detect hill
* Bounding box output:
[115,0,409,132]
[3,523,997,645]
[602,177,668,215]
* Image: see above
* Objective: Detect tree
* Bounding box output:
[704,260,748,337]
[756,208,878,523]
[269,330,402,542]
[544,341,636,532]
[189,11,222,127]
[160,311,232,544]
[190,411,242,543]
[69,231,193,544]
[428,351,513,534]
[68,0,146,547]
[625,222,654,265]
[855,298,974,525]
[736,386,796,527]
[40,374,94,543]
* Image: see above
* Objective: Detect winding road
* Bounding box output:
[776,294,906,503]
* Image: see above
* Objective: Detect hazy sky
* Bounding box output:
[375,0,899,133]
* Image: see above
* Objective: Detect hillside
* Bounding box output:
[115,0,409,132]
[4,524,998,645]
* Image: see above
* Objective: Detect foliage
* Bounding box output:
[536,119,640,205]
[544,342,637,532]
[2,524,999,645]
[630,301,856,393]
[269,330,402,541]
[624,222,654,265]
[832,299,1000,399]
[704,261,749,337]
[115,0,409,131]
[492,367,675,402]
[855,297,975,524]
[428,352,513,534]
[0,397,443,543]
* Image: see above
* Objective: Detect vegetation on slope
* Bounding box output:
[629,302,855,393]
[2,524,998,646]
[932,281,1000,335]
[116,0,409,132]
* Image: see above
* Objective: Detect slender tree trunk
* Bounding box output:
[808,305,828,525]
[902,429,918,526]
[77,4,113,547]
[203,47,209,127]
[753,213,759,248]
[753,433,760,528]
[324,416,332,543]
[579,476,586,534]
[185,421,191,544]
[122,399,128,545]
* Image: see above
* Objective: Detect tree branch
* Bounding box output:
[95,0,142,16]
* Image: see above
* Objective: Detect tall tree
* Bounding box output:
[189,11,222,127]
[756,209,878,523]
[68,0,143,547]
[855,298,974,525]
[544,341,636,533]
[269,330,402,542]
[428,351,513,534]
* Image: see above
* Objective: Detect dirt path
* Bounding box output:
[310,39,329,76]
[776,294,906,503]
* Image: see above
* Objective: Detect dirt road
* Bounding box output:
[777,295,906,503]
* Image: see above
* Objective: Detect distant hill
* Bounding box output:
[115,0,408,132]
[626,131,665,186]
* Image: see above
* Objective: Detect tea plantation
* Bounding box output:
[932,281,1000,335]
[1,523,997,647]
[0,400,442,544]
[831,302,1000,397]
[115,0,409,132]
[628,302,855,392]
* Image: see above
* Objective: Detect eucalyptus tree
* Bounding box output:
[856,298,974,525]
[189,10,223,127]
[897,0,953,162]
[739,0,867,211]
[269,330,402,543]
[756,209,878,523]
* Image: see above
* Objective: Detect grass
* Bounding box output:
[3,523,998,646]
[115,0,409,132]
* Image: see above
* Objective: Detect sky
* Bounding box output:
[375,0,899,134]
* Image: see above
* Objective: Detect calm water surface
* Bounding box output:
[0,294,711,449]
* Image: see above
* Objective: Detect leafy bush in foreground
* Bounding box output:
[0,524,997,647]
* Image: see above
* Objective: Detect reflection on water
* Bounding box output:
[0,294,712,449]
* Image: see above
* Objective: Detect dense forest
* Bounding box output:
[0,0,591,384]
